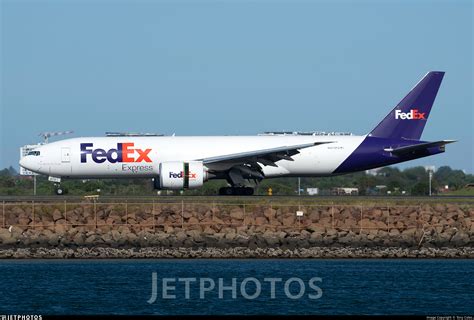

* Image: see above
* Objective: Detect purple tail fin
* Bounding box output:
[369,71,445,140]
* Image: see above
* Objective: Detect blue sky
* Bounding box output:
[1,0,473,172]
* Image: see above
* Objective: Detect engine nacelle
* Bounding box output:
[158,161,207,189]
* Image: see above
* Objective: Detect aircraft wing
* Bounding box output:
[384,140,456,156]
[201,141,333,167]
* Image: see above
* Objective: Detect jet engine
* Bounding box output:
[156,161,207,189]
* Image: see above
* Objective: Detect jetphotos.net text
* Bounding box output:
[147,273,323,303]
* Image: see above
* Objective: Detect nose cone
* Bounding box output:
[19,156,30,170]
[20,156,37,172]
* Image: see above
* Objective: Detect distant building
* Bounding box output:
[306,188,319,196]
[437,185,450,193]
[331,187,359,196]
[366,168,383,176]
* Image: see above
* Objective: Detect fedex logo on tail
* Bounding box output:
[395,109,426,120]
[80,143,152,163]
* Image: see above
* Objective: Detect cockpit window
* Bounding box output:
[27,151,40,156]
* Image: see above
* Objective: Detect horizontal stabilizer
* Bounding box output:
[384,140,456,156]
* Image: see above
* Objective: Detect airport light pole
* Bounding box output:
[428,170,433,197]
[298,177,301,196]
[425,166,435,197]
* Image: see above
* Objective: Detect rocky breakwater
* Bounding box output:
[0,201,472,258]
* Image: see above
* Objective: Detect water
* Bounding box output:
[0,259,472,315]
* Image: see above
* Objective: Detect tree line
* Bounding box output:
[0,165,473,196]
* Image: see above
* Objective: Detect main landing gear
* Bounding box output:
[219,187,254,196]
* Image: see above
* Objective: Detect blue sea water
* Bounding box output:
[0,259,472,315]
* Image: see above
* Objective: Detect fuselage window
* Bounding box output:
[27,151,41,156]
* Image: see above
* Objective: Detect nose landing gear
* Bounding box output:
[48,176,66,195]
[54,186,64,196]
[54,184,65,195]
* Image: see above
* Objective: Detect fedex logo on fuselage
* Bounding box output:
[395,109,426,120]
[80,143,152,163]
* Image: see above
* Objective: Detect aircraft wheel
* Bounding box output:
[244,187,254,196]
[219,187,233,195]
[55,187,64,195]
[219,187,254,196]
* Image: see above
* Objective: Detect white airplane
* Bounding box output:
[20,71,455,195]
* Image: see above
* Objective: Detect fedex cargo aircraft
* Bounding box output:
[20,71,455,195]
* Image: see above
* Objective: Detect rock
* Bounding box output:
[0,202,472,255]
[262,231,280,246]
[202,226,214,235]
[111,230,122,242]
[255,217,267,225]
[378,230,388,238]
[263,208,276,220]
[9,226,24,238]
[389,229,400,236]
[0,228,16,245]
[18,217,31,226]
[310,232,324,241]
[230,208,244,220]
[54,224,67,234]
[224,232,237,241]
[343,218,357,229]
[126,232,138,244]
[308,225,326,233]
[450,231,469,246]
[188,217,199,224]
[85,235,98,245]
[360,218,377,229]
[183,211,193,219]
[338,232,356,244]
[371,209,383,218]
[282,216,295,226]
[402,228,417,237]
[310,209,324,219]
[52,209,64,222]
[73,233,85,246]
[55,218,67,225]
[300,230,311,239]
[176,231,187,242]
[376,221,388,230]
[213,232,225,240]
[212,216,224,224]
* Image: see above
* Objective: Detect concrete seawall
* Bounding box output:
[0,200,473,258]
